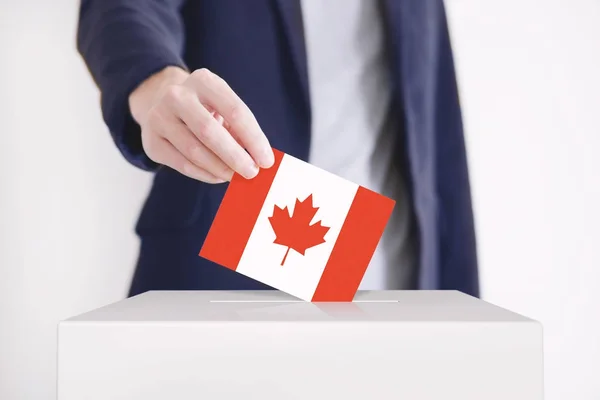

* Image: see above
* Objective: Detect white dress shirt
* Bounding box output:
[301,0,417,289]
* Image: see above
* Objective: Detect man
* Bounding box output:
[77,0,479,297]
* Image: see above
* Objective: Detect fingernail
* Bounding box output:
[243,163,260,179]
[220,169,234,182]
[191,146,204,164]
[258,147,275,168]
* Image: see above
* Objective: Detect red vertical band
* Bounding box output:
[311,187,396,302]
[199,149,284,270]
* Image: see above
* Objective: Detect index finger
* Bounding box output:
[187,69,275,168]
[173,96,260,180]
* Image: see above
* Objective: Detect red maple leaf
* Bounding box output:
[268,194,330,266]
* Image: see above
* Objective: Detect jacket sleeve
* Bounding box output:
[76,0,189,170]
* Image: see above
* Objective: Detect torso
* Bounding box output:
[300,0,417,289]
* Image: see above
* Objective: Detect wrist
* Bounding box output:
[128,66,189,124]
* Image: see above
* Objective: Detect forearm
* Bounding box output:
[76,0,187,170]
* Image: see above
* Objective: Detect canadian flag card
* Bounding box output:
[199,148,395,302]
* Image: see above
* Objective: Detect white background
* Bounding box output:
[0,0,598,399]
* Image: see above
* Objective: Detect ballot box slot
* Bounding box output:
[209,300,399,303]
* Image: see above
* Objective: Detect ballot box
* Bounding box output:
[57,290,543,399]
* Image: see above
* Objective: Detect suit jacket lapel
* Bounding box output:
[273,0,311,117]
[380,0,438,180]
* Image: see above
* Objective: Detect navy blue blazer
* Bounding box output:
[77,0,479,297]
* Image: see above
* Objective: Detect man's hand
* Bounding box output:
[128,66,275,183]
